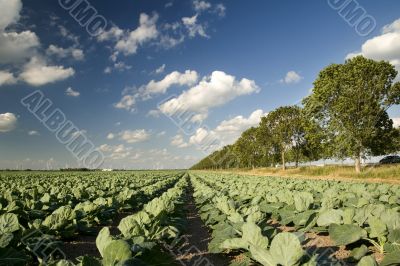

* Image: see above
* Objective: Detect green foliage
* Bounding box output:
[191,56,400,172]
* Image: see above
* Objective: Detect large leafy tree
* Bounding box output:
[258,106,304,170]
[303,56,400,172]
[234,127,260,168]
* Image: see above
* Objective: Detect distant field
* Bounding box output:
[204,164,400,184]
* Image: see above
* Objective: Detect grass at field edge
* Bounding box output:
[193,164,400,184]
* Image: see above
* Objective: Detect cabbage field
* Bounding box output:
[0,171,399,266]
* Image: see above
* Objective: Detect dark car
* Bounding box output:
[379,155,400,164]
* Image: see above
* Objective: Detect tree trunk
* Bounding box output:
[281,151,286,170]
[355,155,361,173]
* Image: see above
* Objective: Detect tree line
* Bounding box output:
[191,56,400,173]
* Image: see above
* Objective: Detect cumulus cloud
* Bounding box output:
[114,95,136,112]
[182,14,208,38]
[115,70,198,112]
[0,31,40,64]
[58,25,80,45]
[157,131,166,137]
[46,45,84,61]
[281,71,303,84]
[147,109,161,118]
[0,113,17,132]
[346,18,400,79]
[193,0,211,12]
[0,0,40,64]
[188,109,267,151]
[118,129,151,144]
[99,144,132,160]
[66,87,80,97]
[0,71,17,86]
[155,64,166,74]
[159,71,260,122]
[140,70,198,99]
[0,0,22,31]
[171,134,189,148]
[97,26,124,42]
[19,57,75,86]
[107,133,115,140]
[215,4,226,17]
[100,13,159,57]
[0,0,74,87]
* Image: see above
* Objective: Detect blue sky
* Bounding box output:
[1,0,400,169]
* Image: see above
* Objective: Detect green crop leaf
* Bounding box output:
[316,209,343,226]
[242,222,269,249]
[357,256,377,266]
[103,240,132,266]
[96,227,113,258]
[380,252,400,266]
[269,232,304,266]
[0,233,13,248]
[368,217,387,239]
[294,192,313,212]
[350,245,368,261]
[329,224,367,246]
[220,238,248,250]
[0,213,20,234]
[0,247,28,265]
[79,256,102,266]
[388,229,400,244]
[249,245,275,266]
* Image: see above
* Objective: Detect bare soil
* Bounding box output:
[172,183,231,266]
[62,212,132,261]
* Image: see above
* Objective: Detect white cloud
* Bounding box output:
[214,109,267,144]
[104,67,112,74]
[182,14,208,38]
[215,4,226,17]
[159,34,185,49]
[97,26,124,42]
[114,61,132,71]
[0,113,17,132]
[0,1,74,88]
[0,0,22,31]
[140,70,198,98]
[0,0,40,64]
[193,0,211,12]
[115,13,159,56]
[0,71,17,86]
[0,30,40,64]
[392,117,400,128]
[159,71,260,122]
[281,71,303,84]
[46,45,84,61]
[346,18,400,79]
[147,109,161,118]
[99,144,132,160]
[119,129,151,144]
[58,25,79,45]
[107,133,115,140]
[66,87,80,97]
[28,130,39,136]
[187,109,267,152]
[171,134,189,148]
[114,95,136,112]
[155,64,166,74]
[19,57,75,86]
[157,131,166,137]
